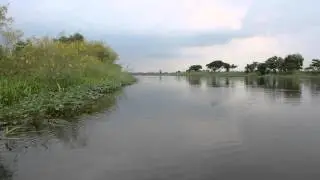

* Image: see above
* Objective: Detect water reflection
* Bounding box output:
[205,77,236,88]
[174,75,183,82]
[206,76,221,87]
[3,76,320,180]
[244,76,302,103]
[0,93,120,179]
[186,76,202,86]
[307,78,320,96]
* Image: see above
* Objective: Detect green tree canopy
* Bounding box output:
[307,59,320,71]
[245,62,258,73]
[206,60,224,72]
[223,63,231,72]
[55,33,85,43]
[257,63,268,75]
[230,64,238,70]
[284,53,304,72]
[188,65,202,72]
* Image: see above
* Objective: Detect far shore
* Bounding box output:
[131,71,320,78]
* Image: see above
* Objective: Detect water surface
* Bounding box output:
[2,76,320,180]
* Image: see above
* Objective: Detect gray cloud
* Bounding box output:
[5,0,320,71]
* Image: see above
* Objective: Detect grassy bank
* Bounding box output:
[0,5,135,127]
[0,38,136,126]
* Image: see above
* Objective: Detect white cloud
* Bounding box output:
[7,0,251,33]
[135,31,320,72]
[3,0,320,72]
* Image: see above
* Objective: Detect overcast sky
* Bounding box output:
[2,0,320,72]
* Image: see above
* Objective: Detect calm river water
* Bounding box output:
[2,76,320,180]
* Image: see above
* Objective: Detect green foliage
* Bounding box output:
[265,56,279,72]
[188,65,202,72]
[246,54,305,75]
[0,5,135,124]
[306,59,320,71]
[284,53,304,72]
[245,62,258,73]
[206,60,225,72]
[223,63,231,72]
[230,64,237,70]
[257,63,268,75]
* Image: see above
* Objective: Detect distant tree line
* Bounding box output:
[187,61,237,72]
[245,54,304,75]
[186,53,320,75]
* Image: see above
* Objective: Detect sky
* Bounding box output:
[2,0,320,72]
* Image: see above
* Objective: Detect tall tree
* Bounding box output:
[188,65,202,72]
[206,60,224,72]
[0,5,23,52]
[257,63,268,75]
[223,63,231,72]
[230,64,238,71]
[70,33,84,42]
[307,59,320,71]
[245,62,258,73]
[265,56,279,73]
[276,57,285,72]
[283,53,304,72]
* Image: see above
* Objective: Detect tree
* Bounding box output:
[0,5,23,53]
[230,64,238,71]
[276,57,285,72]
[206,60,224,72]
[223,63,231,72]
[257,63,268,75]
[245,62,258,73]
[56,33,85,43]
[307,59,320,71]
[245,64,250,73]
[70,33,84,42]
[283,53,304,72]
[188,65,202,72]
[265,56,279,73]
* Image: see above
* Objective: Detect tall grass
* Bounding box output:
[0,35,135,124]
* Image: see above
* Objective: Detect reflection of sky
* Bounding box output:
[5,76,320,179]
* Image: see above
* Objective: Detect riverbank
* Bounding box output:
[0,37,136,126]
[132,71,320,78]
[0,5,137,136]
[0,74,135,123]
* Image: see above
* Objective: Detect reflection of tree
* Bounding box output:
[257,77,265,86]
[308,78,320,96]
[225,78,230,86]
[244,76,257,87]
[186,76,202,87]
[277,78,301,100]
[206,77,221,87]
[174,75,182,82]
[244,76,302,103]
[205,77,235,88]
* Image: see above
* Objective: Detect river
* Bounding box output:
[1,76,320,180]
